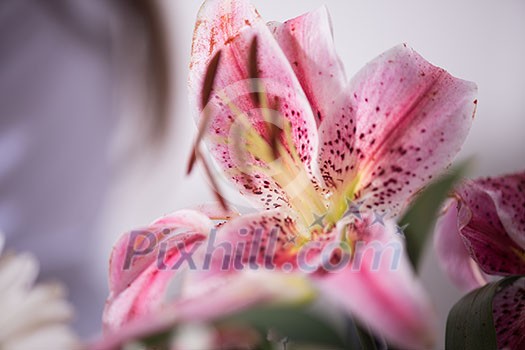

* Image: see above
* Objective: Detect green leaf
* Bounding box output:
[218,303,350,349]
[445,276,520,350]
[399,160,471,270]
[354,323,379,350]
[139,330,172,350]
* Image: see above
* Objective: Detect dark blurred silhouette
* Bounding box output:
[0,0,171,336]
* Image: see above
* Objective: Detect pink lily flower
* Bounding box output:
[434,171,525,349]
[99,0,478,348]
[435,171,525,291]
[188,0,475,347]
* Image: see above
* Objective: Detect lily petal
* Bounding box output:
[315,217,436,349]
[471,172,525,250]
[269,6,346,126]
[269,7,358,192]
[203,209,304,271]
[108,210,213,297]
[189,0,260,80]
[455,179,525,276]
[102,207,316,348]
[189,1,319,210]
[434,199,487,291]
[103,230,207,331]
[97,270,309,350]
[316,91,359,191]
[493,277,525,350]
[320,44,477,214]
[191,202,241,220]
[104,210,213,331]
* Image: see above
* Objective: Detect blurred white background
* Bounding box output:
[96,1,524,347]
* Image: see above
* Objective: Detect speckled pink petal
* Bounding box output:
[455,179,525,276]
[316,90,359,190]
[471,172,525,250]
[268,6,346,126]
[108,210,213,297]
[205,209,304,271]
[315,217,436,349]
[269,7,358,191]
[434,199,487,291]
[343,44,477,215]
[189,0,260,81]
[189,1,319,210]
[493,277,525,350]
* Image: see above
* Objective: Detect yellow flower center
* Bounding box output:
[219,87,360,240]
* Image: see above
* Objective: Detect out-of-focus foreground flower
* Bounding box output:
[99,0,478,349]
[0,232,78,350]
[99,208,313,350]
[435,171,525,349]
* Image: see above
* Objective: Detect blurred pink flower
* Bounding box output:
[98,0,478,349]
[434,171,525,349]
[435,171,525,291]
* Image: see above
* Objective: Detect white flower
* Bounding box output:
[0,233,79,350]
